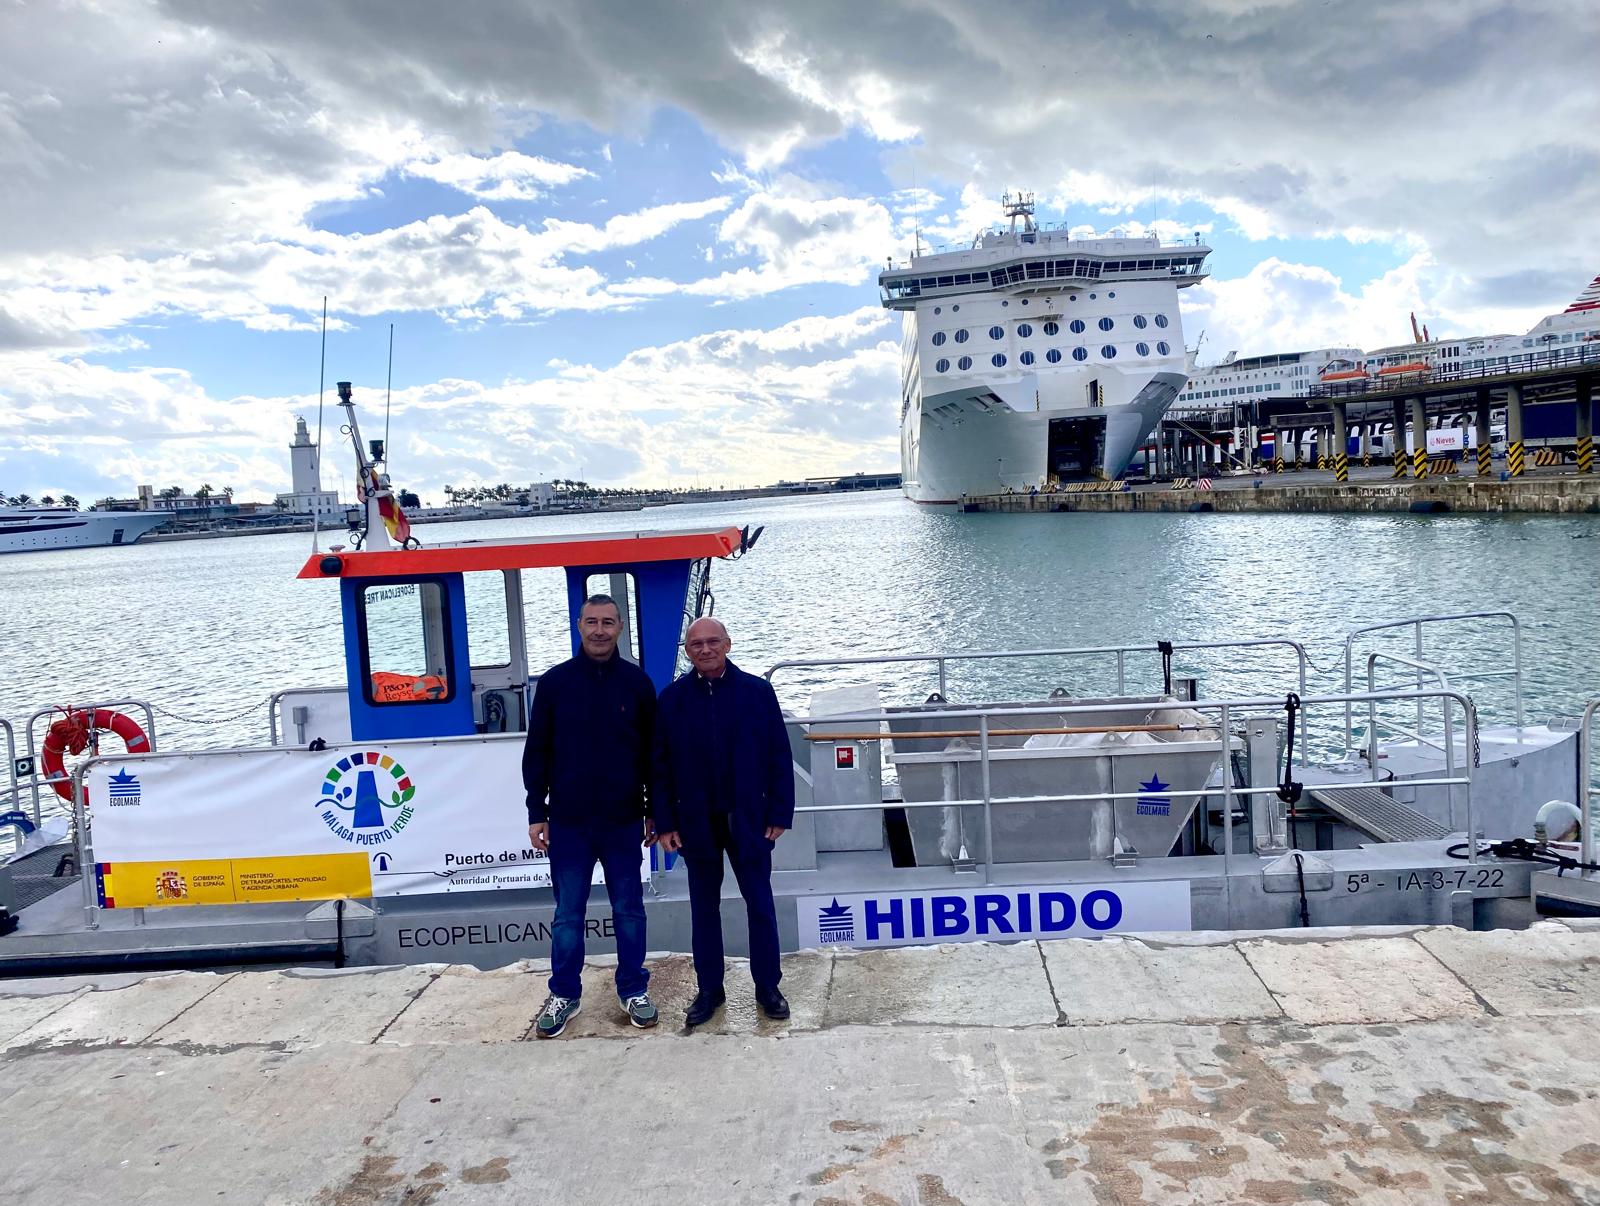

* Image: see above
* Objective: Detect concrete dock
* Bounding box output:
[6,923,1600,1204]
[966,468,1600,515]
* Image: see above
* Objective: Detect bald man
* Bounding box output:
[654,617,795,1026]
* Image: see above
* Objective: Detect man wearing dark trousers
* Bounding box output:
[655,616,795,1027]
[524,594,659,1038]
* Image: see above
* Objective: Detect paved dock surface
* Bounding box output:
[6,923,1600,1205]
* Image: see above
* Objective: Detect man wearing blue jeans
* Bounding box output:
[523,594,659,1037]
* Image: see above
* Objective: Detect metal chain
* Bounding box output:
[1468,695,1482,768]
[148,698,270,727]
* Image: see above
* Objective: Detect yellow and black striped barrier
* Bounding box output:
[1507,440,1525,476]
[1429,457,1458,476]
[1476,443,1492,476]
[1169,477,1193,491]
[1412,446,1428,479]
[1316,454,1327,470]
[1533,447,1563,467]
[1274,456,1285,474]
[1055,480,1128,494]
[1294,455,1304,471]
[1579,435,1595,474]
[1392,449,1408,479]
[1361,451,1371,468]
[1334,452,1349,483]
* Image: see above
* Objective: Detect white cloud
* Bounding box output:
[403,151,593,200]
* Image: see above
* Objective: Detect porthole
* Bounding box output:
[1072,347,1088,361]
[1046,348,1062,363]
[934,307,942,315]
[1043,321,1059,336]
[1154,314,1169,328]
[1017,323,1033,338]
[1089,293,1097,300]
[952,304,960,311]
[931,331,946,346]
[935,358,950,373]
[957,355,972,370]
[1107,291,1116,298]
[992,353,1007,367]
[1157,340,1170,355]
[954,329,969,343]
[1098,317,1114,332]
[988,325,1004,340]
[1069,319,1086,334]
[1020,350,1035,366]
[1002,300,1009,306]
[1133,315,1148,329]
[1102,344,1117,359]
[1136,342,1150,356]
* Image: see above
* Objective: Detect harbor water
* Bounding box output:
[2,493,1598,772]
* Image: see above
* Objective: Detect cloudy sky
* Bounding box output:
[2,0,1595,503]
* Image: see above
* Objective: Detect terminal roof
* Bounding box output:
[298,526,745,580]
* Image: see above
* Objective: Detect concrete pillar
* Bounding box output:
[1506,384,1525,476]
[1577,376,1595,474]
[1391,400,1409,478]
[1331,403,1349,483]
[1359,421,1372,467]
[1273,427,1286,473]
[1474,389,1493,477]
[1292,429,1304,471]
[1409,396,1429,480]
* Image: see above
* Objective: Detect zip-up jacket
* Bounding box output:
[522,651,657,828]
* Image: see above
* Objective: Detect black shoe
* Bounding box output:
[755,988,790,1020]
[684,988,726,1028]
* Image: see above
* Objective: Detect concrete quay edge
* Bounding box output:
[5,921,1600,1204]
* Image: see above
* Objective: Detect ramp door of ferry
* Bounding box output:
[1048,416,1105,481]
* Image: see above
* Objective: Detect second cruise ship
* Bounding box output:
[879,194,1210,502]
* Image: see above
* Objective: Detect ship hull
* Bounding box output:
[0,511,169,553]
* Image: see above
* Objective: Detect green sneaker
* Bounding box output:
[535,994,581,1039]
[623,992,659,1028]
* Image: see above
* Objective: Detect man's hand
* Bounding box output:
[643,819,658,847]
[658,830,682,853]
[528,822,549,853]
[764,825,787,842]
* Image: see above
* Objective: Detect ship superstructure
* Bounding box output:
[880,193,1210,502]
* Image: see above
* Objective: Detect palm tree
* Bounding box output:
[14,493,33,506]
[196,483,213,520]
[60,494,79,510]
[159,485,183,511]
[40,495,56,506]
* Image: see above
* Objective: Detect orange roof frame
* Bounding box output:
[298,526,746,580]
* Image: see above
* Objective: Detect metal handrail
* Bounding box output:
[1580,698,1600,870]
[1343,613,1521,751]
[22,700,158,828]
[1366,653,1462,831]
[791,684,1480,886]
[0,718,17,822]
[767,636,1312,762]
[267,686,345,745]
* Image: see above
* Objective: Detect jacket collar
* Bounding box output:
[694,657,740,686]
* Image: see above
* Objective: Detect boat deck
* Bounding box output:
[4,923,1600,1203]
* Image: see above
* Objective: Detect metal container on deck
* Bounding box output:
[887,697,1235,864]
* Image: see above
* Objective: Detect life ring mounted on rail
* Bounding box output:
[39,707,151,806]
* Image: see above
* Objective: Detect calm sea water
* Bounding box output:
[2,493,1597,763]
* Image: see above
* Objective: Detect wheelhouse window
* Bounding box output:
[360,581,455,706]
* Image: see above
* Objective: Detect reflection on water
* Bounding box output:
[2,495,1597,764]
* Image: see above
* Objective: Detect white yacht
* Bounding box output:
[0,507,168,554]
[879,193,1210,502]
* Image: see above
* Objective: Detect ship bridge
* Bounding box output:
[880,235,1210,311]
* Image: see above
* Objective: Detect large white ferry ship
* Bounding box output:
[0,506,168,554]
[879,194,1210,502]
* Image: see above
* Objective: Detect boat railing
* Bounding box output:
[787,684,1480,886]
[1579,698,1600,870]
[267,686,345,745]
[767,637,1312,763]
[20,700,159,829]
[1342,612,1522,754]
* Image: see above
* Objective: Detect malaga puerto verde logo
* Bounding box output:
[319,751,418,846]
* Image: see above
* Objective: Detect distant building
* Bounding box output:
[275,416,342,517]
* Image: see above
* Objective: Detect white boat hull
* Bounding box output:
[0,510,168,553]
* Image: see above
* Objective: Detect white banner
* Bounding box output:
[85,738,647,906]
[796,881,1192,949]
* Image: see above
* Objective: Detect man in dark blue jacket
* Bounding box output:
[523,594,659,1038]
[655,616,795,1026]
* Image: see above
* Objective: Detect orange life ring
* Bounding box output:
[40,708,151,805]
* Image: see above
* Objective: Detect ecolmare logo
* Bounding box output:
[106,767,142,806]
[318,751,418,846]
